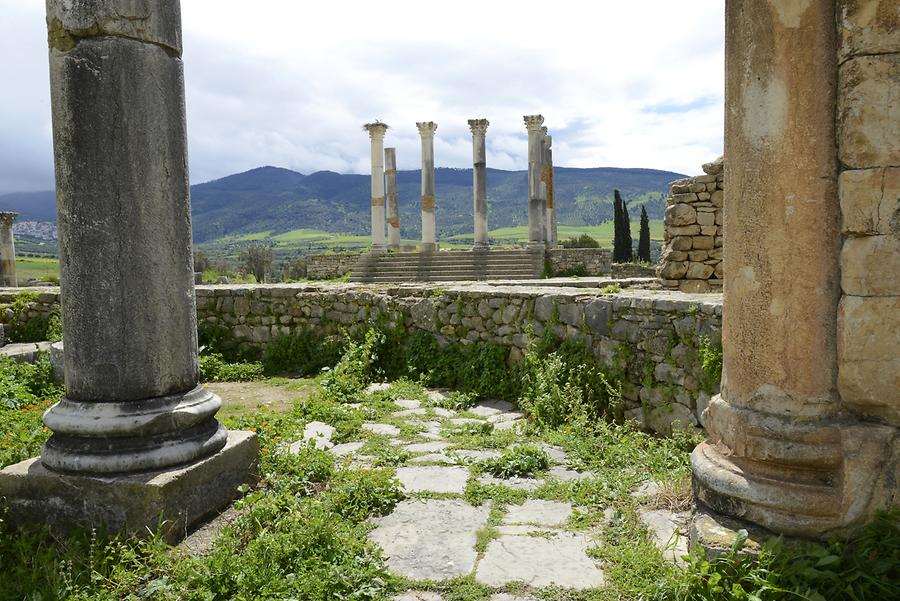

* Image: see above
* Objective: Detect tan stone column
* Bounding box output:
[541,130,557,249]
[692,0,897,540]
[384,147,400,250]
[364,122,388,251]
[524,115,545,250]
[417,121,438,252]
[0,212,18,287]
[468,119,490,250]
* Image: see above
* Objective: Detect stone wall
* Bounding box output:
[611,263,656,278]
[546,248,611,276]
[836,2,900,427]
[306,253,360,280]
[657,157,724,293]
[1,284,722,436]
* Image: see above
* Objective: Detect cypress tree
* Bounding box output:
[613,189,633,263]
[638,205,651,263]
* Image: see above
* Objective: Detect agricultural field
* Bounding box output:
[14,256,60,283]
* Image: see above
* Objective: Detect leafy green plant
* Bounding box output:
[560,233,600,248]
[697,335,723,392]
[600,283,622,294]
[261,330,342,376]
[199,353,264,382]
[480,444,549,478]
[320,328,383,402]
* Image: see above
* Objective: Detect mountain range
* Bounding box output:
[0,165,685,244]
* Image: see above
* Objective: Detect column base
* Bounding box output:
[0,430,258,544]
[419,243,437,253]
[472,243,490,252]
[526,242,546,252]
[688,505,775,558]
[370,244,387,253]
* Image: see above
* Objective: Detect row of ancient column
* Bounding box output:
[364,116,557,253]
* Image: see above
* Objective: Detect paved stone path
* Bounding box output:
[289,385,685,598]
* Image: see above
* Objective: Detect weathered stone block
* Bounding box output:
[838,295,900,425]
[841,235,900,295]
[671,236,693,251]
[697,212,716,226]
[0,430,257,543]
[838,0,900,61]
[686,263,714,280]
[838,54,900,168]
[692,236,715,250]
[659,261,688,280]
[666,203,697,226]
[840,167,900,235]
[679,280,711,294]
[668,225,702,237]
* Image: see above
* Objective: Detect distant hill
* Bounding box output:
[0,164,686,243]
[189,165,685,242]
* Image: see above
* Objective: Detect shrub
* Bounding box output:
[480,444,549,478]
[320,329,382,402]
[697,335,723,392]
[3,292,58,343]
[560,234,600,248]
[262,330,342,376]
[199,353,264,382]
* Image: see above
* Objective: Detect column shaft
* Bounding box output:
[364,123,387,250]
[41,0,225,474]
[0,213,18,287]
[417,122,438,252]
[384,148,400,250]
[468,119,490,250]
[692,0,862,538]
[542,132,557,248]
[524,115,545,250]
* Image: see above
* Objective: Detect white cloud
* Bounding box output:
[0,0,724,193]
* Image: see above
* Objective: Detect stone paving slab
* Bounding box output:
[395,398,422,409]
[476,532,604,589]
[489,594,539,601]
[404,441,452,454]
[478,475,545,492]
[469,400,514,417]
[396,465,469,494]
[329,441,364,456]
[302,421,335,450]
[432,407,455,418]
[493,419,524,432]
[370,499,490,581]
[408,453,455,465]
[487,411,525,423]
[639,509,690,564]
[538,443,568,464]
[394,408,428,417]
[365,382,391,394]
[449,417,483,426]
[450,449,501,462]
[503,500,573,527]
[362,423,401,437]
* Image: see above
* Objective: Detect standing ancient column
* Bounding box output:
[0,0,257,539]
[468,119,490,250]
[0,212,18,287]
[524,115,546,250]
[384,148,400,250]
[417,122,438,252]
[364,123,388,251]
[691,0,895,540]
[541,130,557,249]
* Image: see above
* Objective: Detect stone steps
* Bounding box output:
[350,249,544,282]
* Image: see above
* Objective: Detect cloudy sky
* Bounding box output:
[0,0,724,195]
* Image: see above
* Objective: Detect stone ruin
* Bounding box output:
[0,0,895,553]
[657,158,723,293]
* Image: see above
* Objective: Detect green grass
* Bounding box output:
[14,256,60,283]
[448,220,665,246]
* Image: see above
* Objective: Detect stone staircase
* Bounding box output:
[350,249,545,283]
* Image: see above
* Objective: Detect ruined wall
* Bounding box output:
[306,253,359,280]
[836,1,900,427]
[657,157,724,293]
[546,248,611,276]
[2,284,722,436]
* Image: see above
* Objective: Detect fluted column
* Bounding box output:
[384,147,400,250]
[417,121,438,252]
[468,119,490,250]
[0,212,18,287]
[524,115,545,250]
[364,123,388,251]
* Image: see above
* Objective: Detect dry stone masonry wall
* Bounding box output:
[546,248,611,276]
[657,157,724,293]
[2,284,722,436]
[306,253,359,280]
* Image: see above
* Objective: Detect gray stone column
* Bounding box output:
[468,119,490,250]
[0,212,18,287]
[541,130,557,249]
[691,0,896,541]
[384,147,401,250]
[417,121,438,252]
[524,115,545,250]
[0,0,257,541]
[364,123,388,251]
